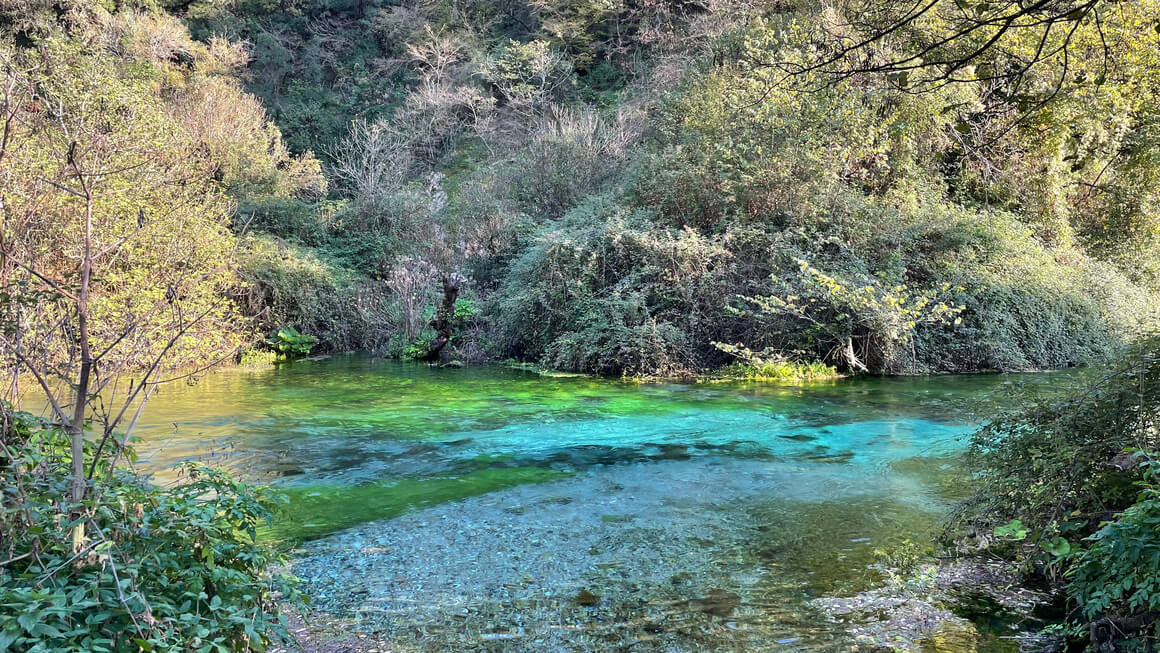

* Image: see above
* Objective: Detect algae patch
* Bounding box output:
[264,467,571,542]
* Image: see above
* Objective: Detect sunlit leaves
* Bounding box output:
[0,35,250,385]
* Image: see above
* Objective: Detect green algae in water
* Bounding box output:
[264,467,571,543]
[119,357,1073,649]
[124,356,1076,549]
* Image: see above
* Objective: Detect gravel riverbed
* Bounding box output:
[280,458,995,652]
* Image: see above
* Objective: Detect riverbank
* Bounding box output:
[279,458,1029,652]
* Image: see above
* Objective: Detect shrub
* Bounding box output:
[729,259,965,374]
[959,337,1160,649]
[482,39,573,117]
[239,236,398,353]
[264,326,319,359]
[542,297,694,377]
[235,198,335,247]
[710,343,839,383]
[506,105,642,221]
[1067,460,1160,632]
[0,410,302,652]
[489,196,735,375]
[965,336,1160,530]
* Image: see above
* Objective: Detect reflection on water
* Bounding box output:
[125,356,1064,650]
[133,356,1060,487]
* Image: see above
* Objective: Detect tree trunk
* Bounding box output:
[842,336,868,373]
[69,192,94,553]
[420,276,460,362]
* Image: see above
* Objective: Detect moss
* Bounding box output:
[708,360,842,384]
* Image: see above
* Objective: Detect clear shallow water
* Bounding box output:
[130,356,1065,542]
[127,356,1066,650]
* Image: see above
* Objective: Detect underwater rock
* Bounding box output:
[576,588,600,606]
[689,589,740,617]
[812,559,1047,652]
[778,434,817,442]
[651,444,691,460]
[805,451,856,464]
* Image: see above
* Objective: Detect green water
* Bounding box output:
[127,355,1062,544]
[128,356,1066,649]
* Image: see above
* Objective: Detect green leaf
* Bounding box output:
[16,611,37,634]
[994,519,1028,540]
[1041,536,1071,558]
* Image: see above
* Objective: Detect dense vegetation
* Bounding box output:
[1,408,301,650]
[127,0,1160,376]
[960,335,1160,650]
[0,10,315,649]
[7,0,1151,377]
[2,0,1160,649]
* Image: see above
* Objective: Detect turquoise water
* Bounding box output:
[127,356,1064,649]
[133,356,1054,492]
[129,357,1064,541]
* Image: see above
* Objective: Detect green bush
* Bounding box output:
[965,338,1160,529]
[959,337,1160,649]
[0,410,302,652]
[1067,459,1160,630]
[489,197,735,375]
[235,198,333,247]
[710,343,839,383]
[239,235,398,353]
[542,297,693,377]
[264,326,319,359]
[712,360,839,384]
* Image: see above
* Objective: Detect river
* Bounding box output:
[129,355,1063,651]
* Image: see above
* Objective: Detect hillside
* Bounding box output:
[4,0,1158,377]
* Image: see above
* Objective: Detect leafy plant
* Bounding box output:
[401,334,434,361]
[733,259,965,374]
[0,411,303,651]
[1040,536,1071,559]
[453,298,478,323]
[992,518,1028,541]
[961,338,1160,648]
[264,326,319,359]
[1067,460,1160,624]
[710,342,838,383]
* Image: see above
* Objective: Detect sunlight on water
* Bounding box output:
[127,356,1068,650]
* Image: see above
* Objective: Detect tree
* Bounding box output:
[0,37,247,550]
[775,0,1124,93]
[744,0,1160,254]
[727,260,964,374]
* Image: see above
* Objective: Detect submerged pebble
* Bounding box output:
[285,458,936,651]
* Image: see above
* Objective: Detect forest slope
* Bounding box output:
[4,0,1158,375]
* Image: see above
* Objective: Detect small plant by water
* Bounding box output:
[265,326,319,360]
[709,342,840,384]
[712,359,840,384]
[0,408,302,651]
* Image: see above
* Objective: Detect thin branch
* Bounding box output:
[0,339,70,424]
